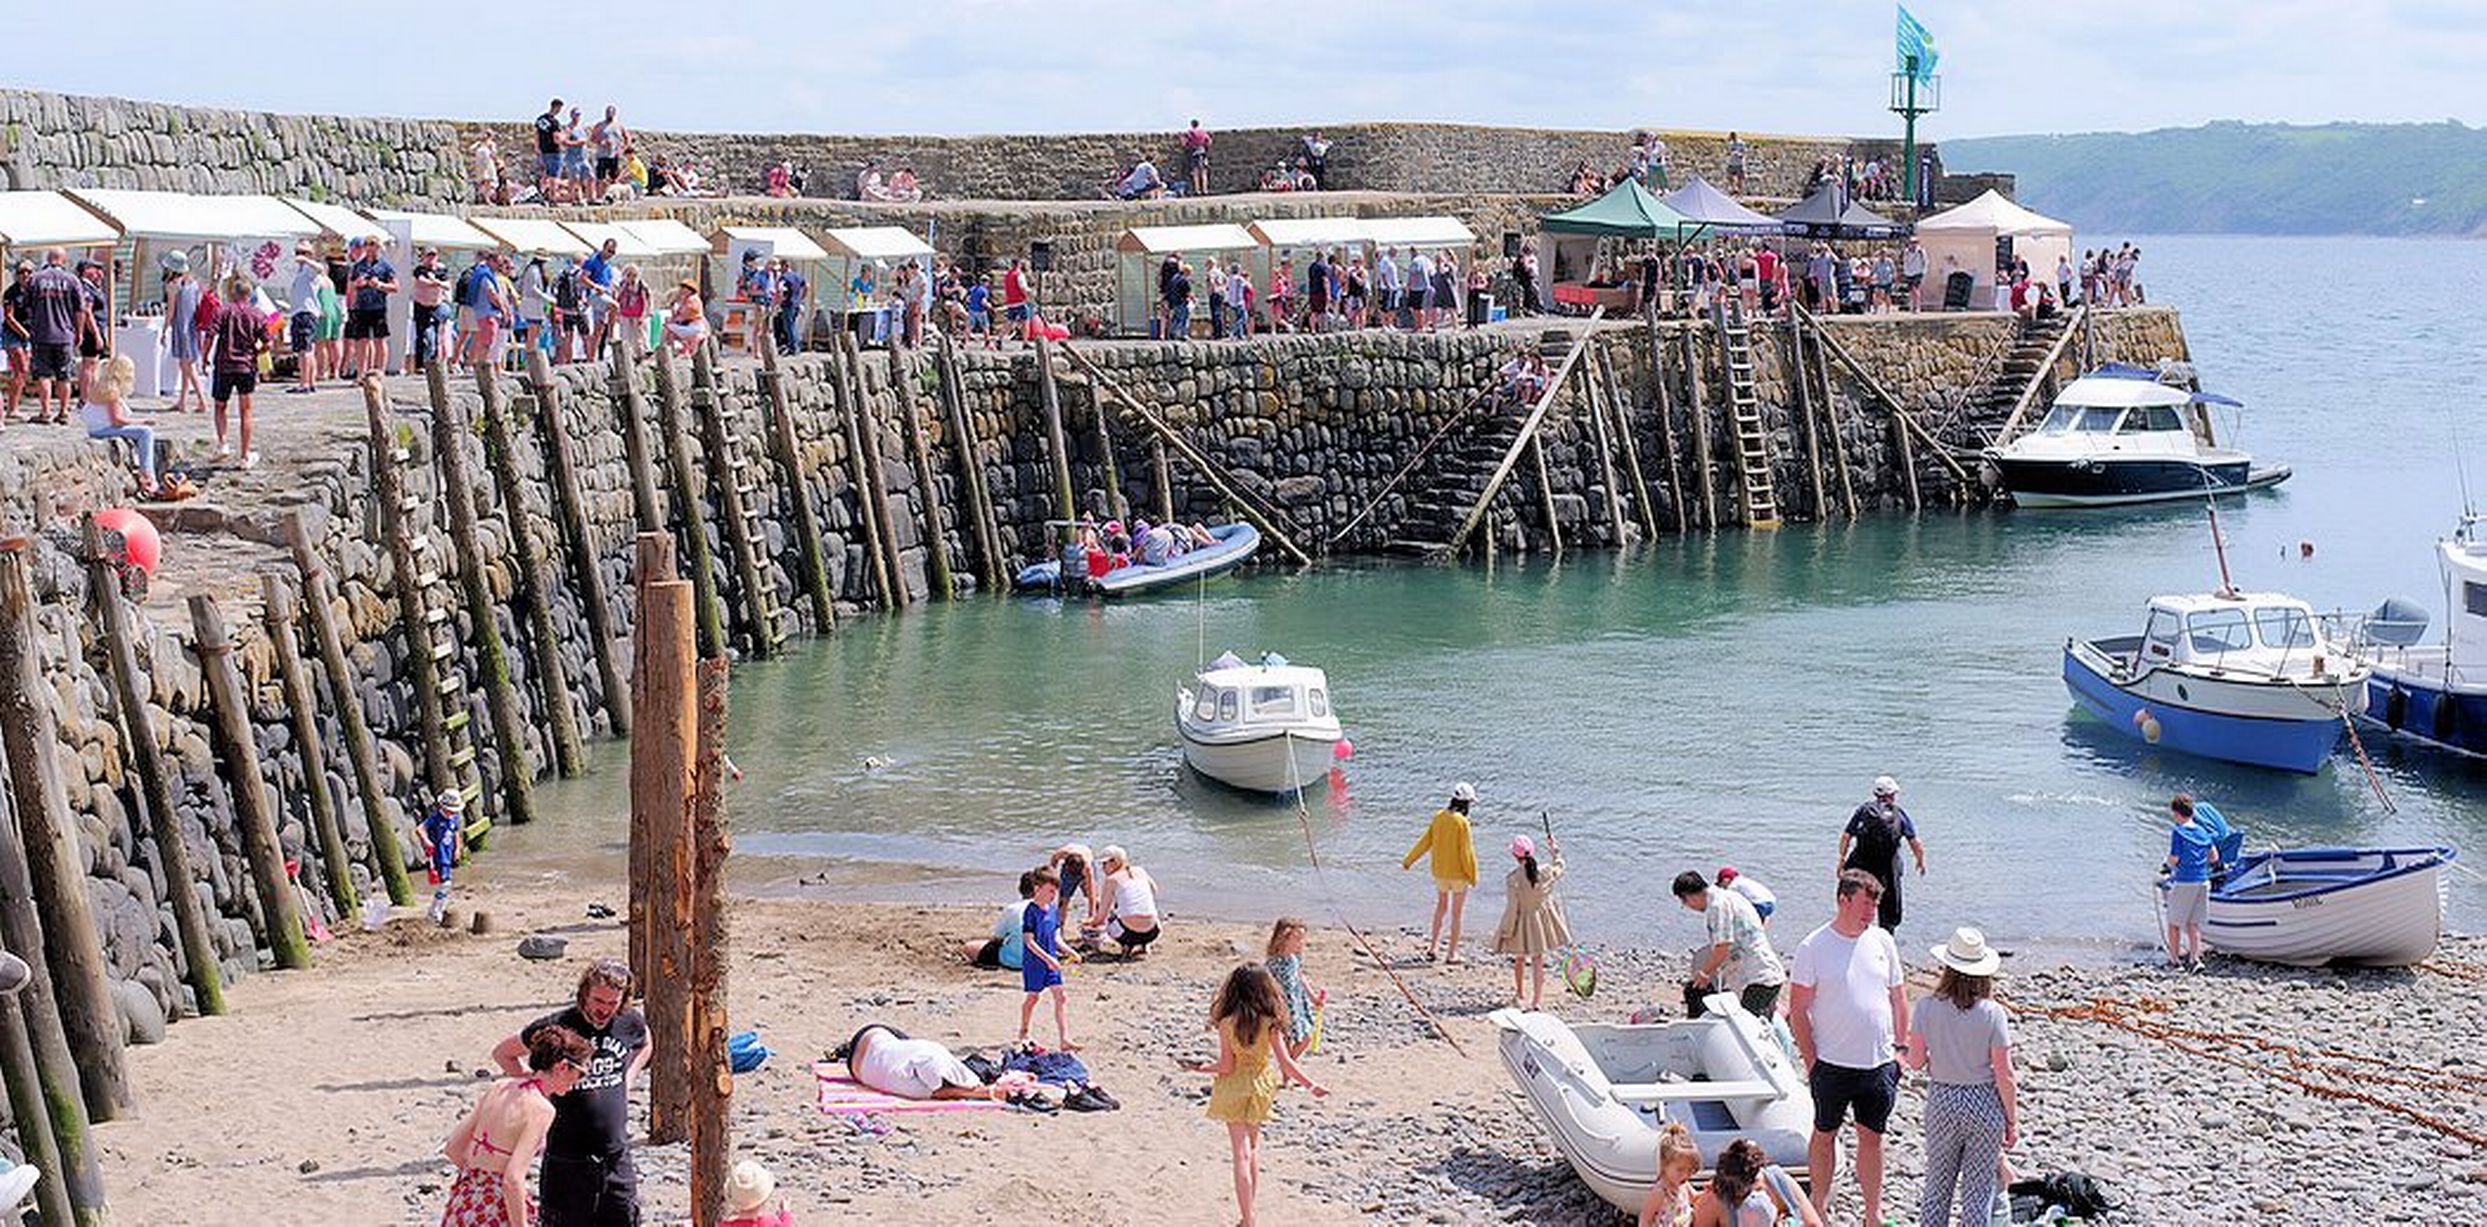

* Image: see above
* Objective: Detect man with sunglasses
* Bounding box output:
[493,960,650,1225]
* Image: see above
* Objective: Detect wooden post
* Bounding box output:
[188,594,312,969]
[1032,337,1080,526]
[632,562,695,1145]
[1579,356,1628,544]
[1087,384,1129,526]
[827,336,894,609]
[627,533,676,991]
[259,574,358,918]
[524,346,632,736]
[1807,320,1862,517]
[889,347,958,600]
[1682,327,1718,531]
[687,658,733,1226]
[1150,440,1174,524]
[0,775,101,1227]
[0,543,131,1123]
[474,362,586,776]
[361,375,457,803]
[839,329,911,608]
[425,362,539,824]
[1893,408,1923,511]
[1528,435,1563,554]
[0,990,76,1227]
[1440,312,1606,557]
[284,514,413,907]
[1801,307,1972,489]
[689,342,783,654]
[1786,318,1830,521]
[609,341,668,534]
[649,347,730,658]
[934,334,1005,592]
[1598,346,1660,540]
[756,331,838,630]
[1647,316,1685,534]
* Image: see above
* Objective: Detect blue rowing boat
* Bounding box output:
[1013,523,1262,597]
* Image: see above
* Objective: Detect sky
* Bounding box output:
[12,1,2481,140]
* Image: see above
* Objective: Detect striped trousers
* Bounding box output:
[1920,1081,2006,1227]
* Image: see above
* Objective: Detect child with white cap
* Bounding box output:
[720,1158,792,1226]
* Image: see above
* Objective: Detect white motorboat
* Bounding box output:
[2345,516,2487,758]
[1175,653,1340,795]
[1490,998,1812,1214]
[1985,364,2288,508]
[2156,842,2455,968]
[2064,589,2370,773]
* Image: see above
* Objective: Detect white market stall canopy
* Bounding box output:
[617,218,711,256]
[468,216,592,256]
[563,220,659,259]
[820,226,933,262]
[1117,223,1259,254]
[1249,217,1373,249]
[365,208,500,250]
[69,188,320,243]
[282,197,377,241]
[0,190,118,247]
[1916,189,2072,237]
[1361,216,1475,247]
[717,226,829,261]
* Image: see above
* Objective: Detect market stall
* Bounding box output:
[0,190,120,384]
[816,226,933,348]
[1114,223,1261,336]
[1913,190,2072,310]
[1536,181,1693,312]
[67,188,321,395]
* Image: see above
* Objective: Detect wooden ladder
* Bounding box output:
[1718,301,1782,529]
[691,347,792,654]
[386,436,488,841]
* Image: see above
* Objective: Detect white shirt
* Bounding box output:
[1726,874,1775,911]
[1789,922,1903,1069]
[1376,255,1401,292]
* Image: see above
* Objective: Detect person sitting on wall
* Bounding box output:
[1292,160,1318,192]
[1498,350,1551,404]
[1569,159,1602,195]
[764,161,795,198]
[1114,157,1166,201]
[887,166,924,203]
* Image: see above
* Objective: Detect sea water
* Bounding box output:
[526,234,2487,961]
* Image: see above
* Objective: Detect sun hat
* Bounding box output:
[158,250,189,274]
[435,789,464,815]
[1450,781,1477,803]
[1715,866,1738,883]
[1872,775,1900,798]
[723,1159,774,1214]
[1932,927,2001,977]
[1509,834,1534,860]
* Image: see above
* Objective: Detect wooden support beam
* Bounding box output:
[360,375,457,803]
[188,594,312,970]
[827,336,892,609]
[425,362,539,824]
[888,347,957,600]
[632,564,696,1145]
[474,362,586,775]
[1032,338,1080,527]
[259,573,358,919]
[1808,321,1861,518]
[1529,435,1563,554]
[1894,406,1923,511]
[525,346,632,736]
[838,329,911,608]
[757,331,839,629]
[1058,345,1316,567]
[1646,313,1686,534]
[1995,304,2088,445]
[0,758,101,1226]
[1579,352,1628,544]
[1150,440,1174,525]
[0,988,77,1227]
[0,542,131,1122]
[1446,311,1605,556]
[1597,345,1660,540]
[86,517,233,1004]
[284,514,413,907]
[690,342,783,654]
[649,347,731,658]
[933,334,1005,593]
[687,658,733,1227]
[609,339,668,534]
[1680,328,1719,531]
[1798,305,1974,487]
[1087,382,1129,526]
[1786,318,1830,521]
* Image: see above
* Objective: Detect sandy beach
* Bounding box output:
[86,842,2487,1226]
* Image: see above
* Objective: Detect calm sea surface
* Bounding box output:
[526,235,2487,961]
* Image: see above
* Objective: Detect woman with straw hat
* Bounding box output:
[1903,927,2019,1227]
[719,1158,791,1226]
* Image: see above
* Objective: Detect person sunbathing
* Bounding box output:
[842,1025,1000,1101]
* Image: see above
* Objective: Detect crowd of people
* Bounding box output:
[1146,244,1495,341]
[468,99,718,206]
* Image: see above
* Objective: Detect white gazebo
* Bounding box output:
[1914,190,2074,310]
[68,188,323,393]
[281,197,378,246]
[468,216,593,257]
[0,190,119,259]
[364,208,501,252]
[816,226,934,345]
[1114,223,1263,336]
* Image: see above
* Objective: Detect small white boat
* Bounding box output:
[1490,998,1812,1214]
[1985,365,2288,508]
[1175,653,1340,795]
[2156,843,2455,968]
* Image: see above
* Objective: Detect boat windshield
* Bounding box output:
[1194,687,1219,721]
[2186,609,2253,655]
[2253,606,2318,650]
[2037,404,2124,434]
[2115,404,2187,434]
[1249,685,1299,719]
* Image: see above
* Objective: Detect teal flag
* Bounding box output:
[1896,5,1939,80]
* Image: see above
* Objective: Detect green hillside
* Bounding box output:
[1942,122,2487,236]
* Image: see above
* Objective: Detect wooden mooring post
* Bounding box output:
[1597,345,1660,540]
[1645,313,1686,533]
[627,534,674,990]
[1579,351,1629,544]
[0,730,100,1227]
[631,535,696,1146]
[1786,318,1831,520]
[474,362,586,775]
[1032,337,1080,527]
[687,657,733,1226]
[610,340,668,533]
[1529,435,1563,554]
[1681,326,1718,530]
[827,335,895,609]
[524,346,632,735]
[690,342,786,654]
[188,594,313,969]
[0,987,77,1227]
[361,375,461,807]
[650,347,731,658]
[425,362,539,823]
[933,333,1005,592]
[284,514,414,906]
[260,573,359,918]
[0,542,131,1123]
[756,330,839,629]
[889,347,958,600]
[839,330,912,609]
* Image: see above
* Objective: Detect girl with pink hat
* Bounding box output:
[1490,832,1572,1009]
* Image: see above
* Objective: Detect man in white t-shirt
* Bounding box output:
[1789,869,1910,1225]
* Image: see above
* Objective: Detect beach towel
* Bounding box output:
[813,1062,1005,1115]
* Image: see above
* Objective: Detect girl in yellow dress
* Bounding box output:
[1401,781,1481,963]
[1204,963,1328,1227]
[1492,833,1573,1009]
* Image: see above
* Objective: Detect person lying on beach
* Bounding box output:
[843,1024,1001,1101]
[959,869,1036,969]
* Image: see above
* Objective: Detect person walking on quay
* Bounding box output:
[492,960,650,1227]
[1671,869,1786,1019]
[1838,775,1925,932]
[1905,927,2018,1227]
[1403,782,1481,964]
[442,1023,593,1226]
[2161,793,2229,971]
[1789,870,1909,1226]
[208,272,266,466]
[1493,834,1572,1009]
[344,234,398,382]
[20,248,91,425]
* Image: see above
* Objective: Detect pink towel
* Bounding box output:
[813,1062,1005,1115]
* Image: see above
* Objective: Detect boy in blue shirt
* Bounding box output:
[1016,867,1080,1051]
[2162,793,2226,971]
[417,789,464,923]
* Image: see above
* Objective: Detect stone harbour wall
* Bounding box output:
[0,89,464,205]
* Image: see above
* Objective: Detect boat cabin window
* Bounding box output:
[1308,687,1328,718]
[2142,609,2181,660]
[2116,404,2186,434]
[1195,687,1220,721]
[2466,581,2487,619]
[1216,689,1238,722]
[2187,609,2253,655]
[1249,685,1299,719]
[2039,405,2124,434]
[2252,607,2316,650]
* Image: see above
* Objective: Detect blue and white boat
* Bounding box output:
[1986,364,2289,508]
[2155,832,2455,967]
[2064,590,2369,773]
[2347,516,2487,757]
[1013,522,1261,597]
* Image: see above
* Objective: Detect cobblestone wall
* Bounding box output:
[0,89,465,205]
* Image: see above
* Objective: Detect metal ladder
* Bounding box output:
[1719,301,1783,529]
[387,437,489,842]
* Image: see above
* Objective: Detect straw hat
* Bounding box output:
[1931,927,2001,977]
[723,1159,774,1214]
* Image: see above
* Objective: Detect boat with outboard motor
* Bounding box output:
[1985,363,2288,508]
[1175,652,1341,794]
[2344,515,2487,758]
[2064,589,2368,773]
[1014,522,1261,597]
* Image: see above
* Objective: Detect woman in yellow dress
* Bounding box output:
[1204,963,1328,1227]
[1492,833,1572,1009]
[1401,781,1481,963]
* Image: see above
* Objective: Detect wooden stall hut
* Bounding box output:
[1112,224,1262,338]
[66,188,320,397]
[712,225,833,350]
[816,226,934,350]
